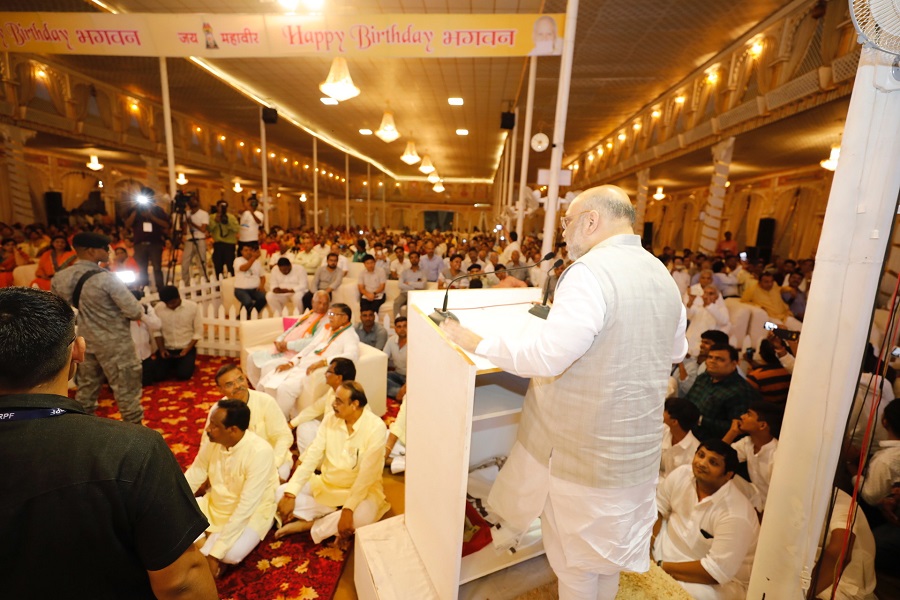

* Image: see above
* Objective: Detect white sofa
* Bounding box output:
[239,317,388,417]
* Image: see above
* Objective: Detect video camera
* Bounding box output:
[172,190,193,214]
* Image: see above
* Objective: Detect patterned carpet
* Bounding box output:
[88,354,400,600]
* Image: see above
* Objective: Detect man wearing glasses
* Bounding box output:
[443,185,688,599]
[289,357,356,454]
[52,232,146,424]
[258,303,359,420]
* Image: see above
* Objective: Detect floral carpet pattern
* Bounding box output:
[88,355,400,600]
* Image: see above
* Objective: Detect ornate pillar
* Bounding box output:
[697,137,735,255]
[0,124,37,224]
[633,168,650,234]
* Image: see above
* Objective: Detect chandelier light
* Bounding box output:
[400,141,421,165]
[433,180,445,193]
[820,146,840,171]
[419,155,435,174]
[233,181,243,193]
[375,110,400,143]
[427,171,440,184]
[86,155,104,171]
[653,186,665,200]
[299,193,307,203]
[176,172,189,185]
[319,57,360,102]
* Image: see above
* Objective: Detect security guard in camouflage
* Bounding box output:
[52,233,145,423]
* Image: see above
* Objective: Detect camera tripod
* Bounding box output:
[164,193,210,287]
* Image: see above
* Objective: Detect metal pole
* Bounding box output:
[366,164,372,230]
[260,106,269,233]
[506,107,518,214]
[345,153,350,232]
[158,57,176,198]
[313,137,319,234]
[517,56,537,241]
[541,0,580,257]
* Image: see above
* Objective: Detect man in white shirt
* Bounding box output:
[274,382,390,549]
[811,489,877,600]
[266,258,309,315]
[238,195,264,250]
[389,247,411,280]
[661,398,701,480]
[208,365,294,481]
[384,316,408,399]
[290,357,356,454]
[499,230,521,264]
[443,185,687,599]
[184,400,278,579]
[154,285,203,380]
[671,256,691,298]
[294,236,322,277]
[258,303,360,419]
[858,399,900,509]
[131,295,162,386]
[233,245,266,316]
[722,401,782,513]
[393,251,427,318]
[181,195,209,285]
[652,441,760,600]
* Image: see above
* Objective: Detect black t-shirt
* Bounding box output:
[0,394,209,599]
[131,204,169,244]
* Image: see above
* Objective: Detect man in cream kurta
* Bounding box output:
[274,382,390,547]
[184,400,278,578]
[444,185,688,600]
[257,303,359,419]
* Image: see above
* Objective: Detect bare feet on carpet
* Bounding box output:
[274,519,314,539]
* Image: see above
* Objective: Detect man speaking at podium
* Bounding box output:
[444,185,687,599]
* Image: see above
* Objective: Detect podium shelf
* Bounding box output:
[473,371,528,421]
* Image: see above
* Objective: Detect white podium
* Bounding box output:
[355,287,545,600]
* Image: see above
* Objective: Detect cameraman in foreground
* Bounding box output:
[124,186,168,291]
[209,200,240,278]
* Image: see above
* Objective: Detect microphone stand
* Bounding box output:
[430,252,556,324]
[528,259,564,319]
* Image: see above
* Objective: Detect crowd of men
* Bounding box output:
[2,186,898,598]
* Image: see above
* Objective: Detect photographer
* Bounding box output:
[181,194,209,285]
[209,200,239,277]
[124,186,168,291]
[239,194,264,251]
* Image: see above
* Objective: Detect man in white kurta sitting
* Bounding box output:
[274,381,390,549]
[265,257,309,315]
[685,284,731,358]
[661,398,701,480]
[258,303,359,419]
[652,440,760,600]
[184,400,278,579]
[290,357,356,454]
[245,290,329,387]
[203,364,294,481]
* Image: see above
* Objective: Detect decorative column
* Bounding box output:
[0,124,37,224]
[634,168,650,234]
[696,137,735,255]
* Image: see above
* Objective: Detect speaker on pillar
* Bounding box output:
[261,108,278,124]
[756,218,776,263]
[500,111,515,130]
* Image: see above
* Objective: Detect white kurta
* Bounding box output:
[184,431,278,560]
[731,437,778,512]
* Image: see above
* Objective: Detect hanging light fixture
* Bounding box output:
[427,171,440,184]
[400,140,420,165]
[176,172,189,185]
[820,146,840,171]
[319,57,360,102]
[652,186,665,200]
[299,193,308,203]
[375,110,400,143]
[86,155,104,171]
[419,155,435,174]
[433,180,445,193]
[233,181,243,193]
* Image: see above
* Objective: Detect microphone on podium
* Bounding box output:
[430,252,556,325]
[528,259,564,320]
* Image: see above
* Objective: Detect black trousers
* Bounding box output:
[212,242,236,277]
[133,241,163,291]
[159,348,197,381]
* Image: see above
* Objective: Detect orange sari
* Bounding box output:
[31,249,77,290]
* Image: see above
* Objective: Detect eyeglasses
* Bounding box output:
[560,210,593,231]
[220,375,246,389]
[324,370,337,376]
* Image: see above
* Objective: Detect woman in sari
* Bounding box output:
[31,235,76,290]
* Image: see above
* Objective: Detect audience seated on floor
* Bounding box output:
[355,308,388,350]
[275,381,390,550]
[722,401,783,514]
[686,344,760,440]
[207,364,293,481]
[153,285,202,381]
[266,257,308,314]
[673,330,730,398]
[811,489,878,600]
[384,316,408,399]
[246,291,330,387]
[184,400,278,579]
[661,398,701,480]
[743,340,792,404]
[653,440,760,600]
[290,357,356,455]
[385,388,407,474]
[258,303,359,419]
[686,284,731,357]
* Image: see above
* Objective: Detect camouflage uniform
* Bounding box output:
[52,260,145,423]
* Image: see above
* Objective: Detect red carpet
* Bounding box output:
[87,354,401,600]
